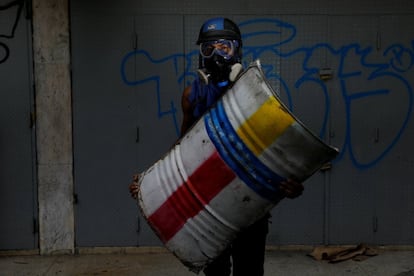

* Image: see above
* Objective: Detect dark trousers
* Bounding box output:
[203,215,269,276]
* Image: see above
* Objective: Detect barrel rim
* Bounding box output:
[244,60,339,156]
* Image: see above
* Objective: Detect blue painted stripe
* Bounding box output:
[204,101,285,202]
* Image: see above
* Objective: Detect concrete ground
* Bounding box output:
[0,247,413,276]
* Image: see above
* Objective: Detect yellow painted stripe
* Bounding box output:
[236,96,294,155]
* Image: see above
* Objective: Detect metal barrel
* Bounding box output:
[136,60,339,273]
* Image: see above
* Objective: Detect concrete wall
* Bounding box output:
[32,0,74,254]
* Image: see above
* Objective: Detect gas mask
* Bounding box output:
[197,39,243,87]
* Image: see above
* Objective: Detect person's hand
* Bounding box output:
[280,179,304,199]
[129,174,140,200]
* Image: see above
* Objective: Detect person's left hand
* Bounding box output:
[280,179,304,199]
[128,174,140,199]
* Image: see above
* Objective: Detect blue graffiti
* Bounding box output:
[120,50,192,133]
[120,18,413,170]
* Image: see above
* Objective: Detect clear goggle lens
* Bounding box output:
[200,39,236,59]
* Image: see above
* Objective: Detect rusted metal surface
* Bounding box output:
[137,61,339,272]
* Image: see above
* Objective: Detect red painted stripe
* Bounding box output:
[147,151,236,243]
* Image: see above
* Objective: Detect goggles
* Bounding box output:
[200,39,237,59]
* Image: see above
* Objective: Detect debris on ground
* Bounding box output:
[308,243,378,263]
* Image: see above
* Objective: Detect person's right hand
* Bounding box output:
[129,174,140,199]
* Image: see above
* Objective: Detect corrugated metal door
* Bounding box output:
[265,15,332,245]
[71,13,185,246]
[374,15,414,245]
[71,14,143,246]
[327,15,380,244]
[130,15,185,244]
[0,0,37,250]
[328,15,414,244]
[71,1,414,246]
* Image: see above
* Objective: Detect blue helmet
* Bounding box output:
[196,17,242,45]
